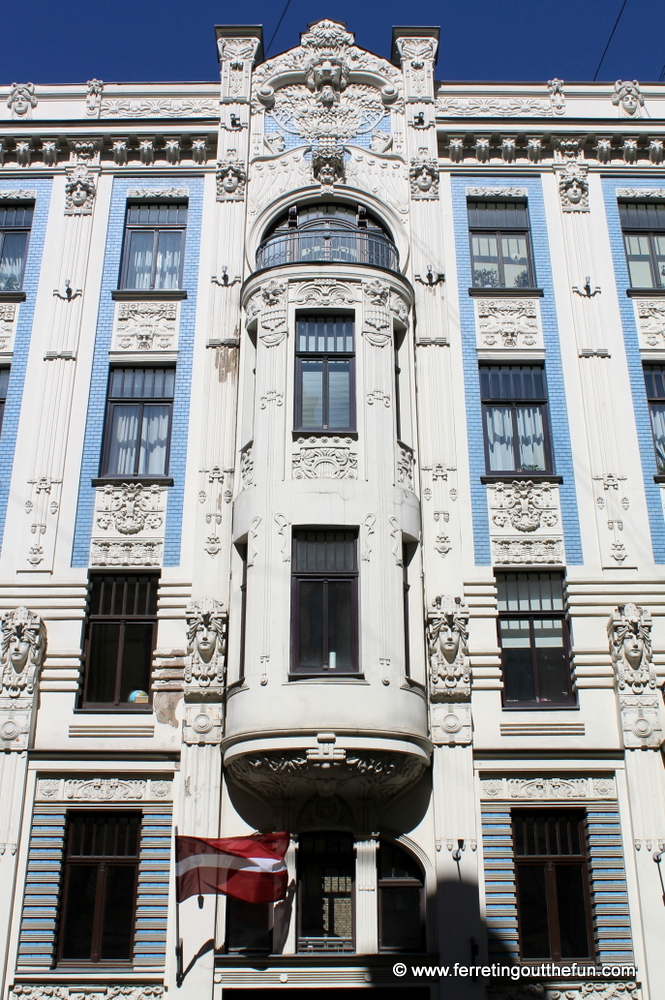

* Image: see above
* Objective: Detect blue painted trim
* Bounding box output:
[0,179,52,552]
[601,177,665,563]
[71,177,203,568]
[451,176,583,565]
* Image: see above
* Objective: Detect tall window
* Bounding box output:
[58,812,140,964]
[101,367,174,478]
[120,201,187,290]
[497,572,574,706]
[378,841,425,952]
[295,315,355,432]
[468,200,534,289]
[0,367,9,434]
[481,365,552,474]
[620,201,665,289]
[291,529,358,675]
[81,573,158,708]
[513,810,593,962]
[0,201,33,291]
[644,364,665,473]
[298,833,354,952]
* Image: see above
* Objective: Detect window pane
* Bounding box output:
[0,231,27,290]
[119,622,153,702]
[60,865,97,959]
[471,234,499,287]
[101,865,136,959]
[500,619,536,702]
[485,406,516,471]
[298,580,324,669]
[106,404,140,475]
[516,864,550,958]
[154,230,182,289]
[138,404,170,475]
[654,235,665,288]
[556,865,590,958]
[650,402,665,472]
[533,619,570,702]
[327,360,351,429]
[300,360,324,428]
[501,235,530,288]
[380,887,422,950]
[624,234,654,287]
[327,580,353,670]
[125,231,154,288]
[226,897,271,951]
[515,405,546,471]
[86,622,120,703]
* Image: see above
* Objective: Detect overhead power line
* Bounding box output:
[265,0,294,59]
[593,0,629,81]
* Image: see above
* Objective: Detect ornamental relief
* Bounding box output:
[436,96,553,117]
[112,301,178,352]
[292,436,358,480]
[620,697,663,749]
[634,299,665,348]
[10,988,165,1000]
[480,776,617,800]
[430,703,472,745]
[488,984,640,1000]
[0,303,17,352]
[90,538,163,567]
[608,603,655,697]
[427,595,471,701]
[101,98,218,117]
[396,442,415,490]
[475,298,542,350]
[36,777,173,801]
[491,536,564,565]
[95,483,166,536]
[293,278,358,308]
[345,151,409,215]
[1,606,46,701]
[488,480,560,534]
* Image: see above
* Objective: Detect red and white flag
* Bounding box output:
[175,832,290,904]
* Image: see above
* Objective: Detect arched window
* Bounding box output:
[257,202,399,271]
[378,840,425,952]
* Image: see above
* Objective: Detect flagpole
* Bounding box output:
[174,826,183,987]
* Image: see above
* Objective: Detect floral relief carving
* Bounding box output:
[101,98,218,117]
[491,537,564,565]
[1,606,46,699]
[488,985,639,1000]
[293,436,358,480]
[476,298,541,349]
[436,96,551,117]
[185,597,227,693]
[96,484,165,535]
[480,776,617,800]
[635,299,665,347]
[427,596,471,701]
[0,304,17,352]
[465,186,527,198]
[293,278,358,309]
[114,301,177,351]
[11,989,165,1000]
[609,603,655,696]
[90,539,163,566]
[490,481,559,533]
[64,778,146,800]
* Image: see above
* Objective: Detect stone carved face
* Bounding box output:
[1,606,46,696]
[185,598,227,684]
[437,621,461,664]
[622,626,645,670]
[564,178,585,204]
[70,181,89,207]
[9,85,36,116]
[414,167,434,192]
[222,170,240,193]
[195,623,217,664]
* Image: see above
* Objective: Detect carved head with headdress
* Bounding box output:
[1,606,46,697]
[186,598,227,667]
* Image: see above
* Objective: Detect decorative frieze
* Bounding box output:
[475,298,542,350]
[101,98,219,117]
[491,536,564,564]
[184,597,227,695]
[466,186,527,198]
[293,436,358,480]
[96,483,166,536]
[10,987,165,1000]
[634,299,665,348]
[293,278,358,309]
[427,595,470,701]
[437,96,552,116]
[113,300,178,352]
[489,481,559,533]
[480,776,617,800]
[36,776,172,801]
[90,538,163,566]
[488,986,639,1000]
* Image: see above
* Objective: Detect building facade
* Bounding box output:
[0,17,664,1000]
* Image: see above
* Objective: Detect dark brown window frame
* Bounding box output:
[119,200,187,291]
[377,840,426,953]
[294,313,356,434]
[80,572,158,711]
[619,201,665,290]
[0,201,33,292]
[290,529,359,677]
[296,831,355,953]
[644,364,665,474]
[468,200,536,290]
[480,364,554,476]
[512,808,595,964]
[100,366,175,480]
[57,810,141,967]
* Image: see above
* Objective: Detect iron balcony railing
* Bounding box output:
[256,227,399,272]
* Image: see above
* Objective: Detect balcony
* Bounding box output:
[256,227,399,273]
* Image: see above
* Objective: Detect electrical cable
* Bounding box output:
[593,0,629,81]
[659,62,665,83]
[265,0,294,59]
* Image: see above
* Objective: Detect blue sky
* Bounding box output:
[2,0,664,85]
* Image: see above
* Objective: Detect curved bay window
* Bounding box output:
[257,202,399,272]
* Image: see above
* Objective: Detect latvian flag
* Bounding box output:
[175,832,290,904]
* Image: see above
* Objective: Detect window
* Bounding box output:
[291,529,358,675]
[295,315,355,432]
[497,572,574,706]
[81,573,158,708]
[620,201,665,289]
[469,200,534,289]
[298,832,354,952]
[513,810,593,962]
[58,812,140,964]
[120,201,187,290]
[480,365,552,474]
[0,201,33,291]
[378,841,425,952]
[101,367,174,478]
[644,364,665,472]
[0,368,9,434]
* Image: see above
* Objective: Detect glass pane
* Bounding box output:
[500,619,536,702]
[327,360,351,429]
[101,865,136,959]
[471,234,499,287]
[294,531,357,572]
[298,580,324,669]
[327,580,353,670]
[654,235,665,288]
[497,572,564,613]
[380,887,423,950]
[533,619,570,702]
[516,864,550,958]
[501,235,530,287]
[300,360,324,428]
[556,865,590,958]
[624,234,654,287]
[226,897,271,951]
[86,622,120,703]
[106,404,140,475]
[301,863,353,939]
[515,405,546,471]
[119,622,153,702]
[650,403,665,472]
[154,230,182,289]
[485,406,516,471]
[125,230,154,289]
[138,404,170,475]
[0,231,27,290]
[61,865,97,959]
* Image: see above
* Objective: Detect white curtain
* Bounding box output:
[107,405,140,475]
[155,232,182,289]
[485,406,515,471]
[138,404,170,475]
[516,406,545,471]
[0,232,27,291]
[650,404,665,471]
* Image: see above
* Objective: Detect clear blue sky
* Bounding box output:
[2,0,664,85]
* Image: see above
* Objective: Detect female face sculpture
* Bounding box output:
[438,620,461,664]
[622,626,645,670]
[195,621,218,664]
